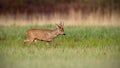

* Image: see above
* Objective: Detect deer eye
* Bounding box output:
[60,29,64,31]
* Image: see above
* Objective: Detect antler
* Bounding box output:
[56,24,61,28]
[60,21,64,26]
[56,21,64,28]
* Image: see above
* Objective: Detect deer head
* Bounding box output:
[56,22,65,35]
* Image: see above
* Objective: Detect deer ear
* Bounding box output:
[56,24,61,28]
[60,21,64,27]
[62,22,64,26]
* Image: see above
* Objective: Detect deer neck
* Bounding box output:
[52,29,59,37]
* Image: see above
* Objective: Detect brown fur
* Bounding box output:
[24,22,65,45]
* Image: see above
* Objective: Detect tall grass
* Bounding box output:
[0,26,120,46]
[0,12,120,26]
[0,26,120,68]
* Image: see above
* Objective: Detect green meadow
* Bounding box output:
[0,25,120,68]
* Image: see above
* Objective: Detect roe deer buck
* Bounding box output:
[24,22,65,45]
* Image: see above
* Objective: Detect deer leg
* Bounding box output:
[46,41,51,48]
[29,38,34,44]
[23,38,30,44]
[33,39,37,44]
[33,39,37,46]
[46,41,49,45]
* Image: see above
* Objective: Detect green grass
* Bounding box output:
[0,26,120,68]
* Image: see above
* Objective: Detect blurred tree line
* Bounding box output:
[0,0,120,15]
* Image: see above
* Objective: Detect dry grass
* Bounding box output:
[0,11,120,26]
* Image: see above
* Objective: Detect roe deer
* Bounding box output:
[24,22,65,45]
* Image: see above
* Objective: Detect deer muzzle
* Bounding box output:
[63,33,66,35]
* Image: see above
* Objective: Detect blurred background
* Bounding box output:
[0,1,120,68]
[0,0,120,26]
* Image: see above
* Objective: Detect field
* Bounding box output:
[0,25,120,68]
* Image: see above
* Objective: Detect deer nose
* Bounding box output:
[63,34,66,35]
